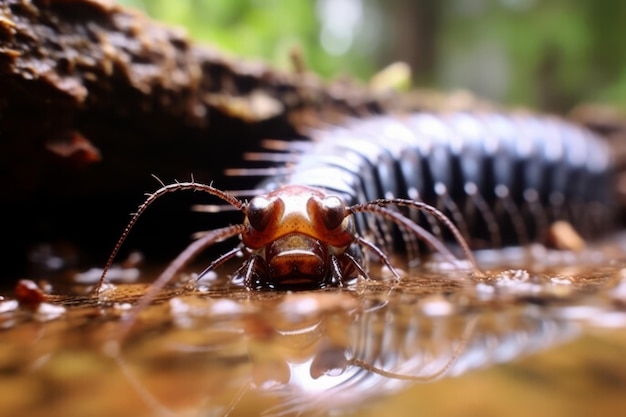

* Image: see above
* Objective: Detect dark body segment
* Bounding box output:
[264,112,615,248]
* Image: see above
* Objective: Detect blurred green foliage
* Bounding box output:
[118,0,625,112]
[437,0,626,111]
[118,0,376,81]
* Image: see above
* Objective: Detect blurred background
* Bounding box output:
[119,0,626,113]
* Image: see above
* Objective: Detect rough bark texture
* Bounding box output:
[0,0,399,281]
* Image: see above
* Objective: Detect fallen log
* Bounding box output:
[0,0,395,280]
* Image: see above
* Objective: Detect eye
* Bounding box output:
[247,196,274,231]
[319,196,346,230]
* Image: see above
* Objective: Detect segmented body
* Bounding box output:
[98,109,617,301]
[258,111,616,249]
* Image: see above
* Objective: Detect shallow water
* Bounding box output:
[2,242,626,417]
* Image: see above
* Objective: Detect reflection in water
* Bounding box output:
[246,293,577,417]
[1,256,625,417]
[108,267,594,417]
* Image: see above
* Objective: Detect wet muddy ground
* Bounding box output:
[2,241,626,417]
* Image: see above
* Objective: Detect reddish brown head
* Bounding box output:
[241,185,355,286]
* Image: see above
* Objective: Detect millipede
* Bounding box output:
[95,109,617,302]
